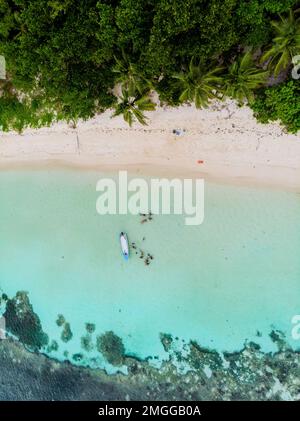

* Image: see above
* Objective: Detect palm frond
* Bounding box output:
[174,60,224,108]
[261,8,300,75]
[135,96,156,111]
[225,52,269,104]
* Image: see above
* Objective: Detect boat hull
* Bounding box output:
[120,233,129,260]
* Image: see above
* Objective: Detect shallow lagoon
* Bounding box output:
[0,169,299,371]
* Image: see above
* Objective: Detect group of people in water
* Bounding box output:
[123,211,154,266]
[131,241,154,266]
[140,212,153,224]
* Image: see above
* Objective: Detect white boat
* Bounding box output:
[120,232,129,261]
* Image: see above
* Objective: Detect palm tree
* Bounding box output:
[173,58,224,108]
[112,86,156,126]
[260,8,300,76]
[113,49,152,95]
[224,51,269,104]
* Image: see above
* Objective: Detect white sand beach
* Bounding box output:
[0,99,300,190]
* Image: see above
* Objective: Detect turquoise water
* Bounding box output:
[0,169,300,370]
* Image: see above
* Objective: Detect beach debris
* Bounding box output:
[173,128,186,136]
[197,160,204,164]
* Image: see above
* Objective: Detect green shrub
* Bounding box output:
[251,80,300,133]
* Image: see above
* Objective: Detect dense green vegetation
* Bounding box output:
[251,80,300,133]
[0,0,299,132]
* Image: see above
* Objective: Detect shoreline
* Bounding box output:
[1,333,299,401]
[1,160,299,193]
[0,100,300,191]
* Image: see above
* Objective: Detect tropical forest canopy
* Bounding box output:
[0,0,299,132]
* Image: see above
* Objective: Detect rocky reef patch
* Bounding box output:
[0,291,299,400]
[1,291,48,351]
[96,331,126,366]
[0,334,299,401]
